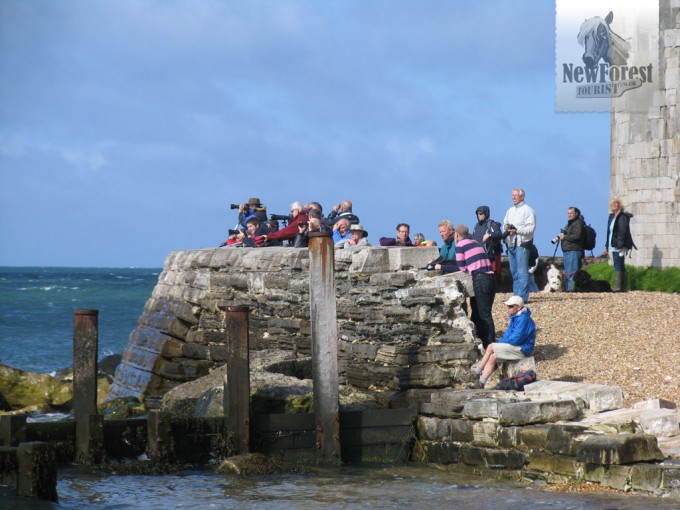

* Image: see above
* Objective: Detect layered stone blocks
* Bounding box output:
[610,0,680,268]
[109,247,479,400]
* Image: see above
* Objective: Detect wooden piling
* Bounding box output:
[16,442,58,502]
[223,306,250,456]
[0,415,26,447]
[307,232,341,464]
[73,309,103,464]
[147,410,174,462]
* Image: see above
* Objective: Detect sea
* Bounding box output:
[1,267,678,509]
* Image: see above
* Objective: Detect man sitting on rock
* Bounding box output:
[469,295,536,389]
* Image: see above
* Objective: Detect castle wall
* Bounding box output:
[610,0,680,268]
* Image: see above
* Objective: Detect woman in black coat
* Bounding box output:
[604,197,635,291]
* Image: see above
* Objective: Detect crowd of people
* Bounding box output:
[221,190,635,293]
[220,189,635,389]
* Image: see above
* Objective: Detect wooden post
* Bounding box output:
[147,410,174,462]
[0,415,26,447]
[223,306,250,456]
[73,309,103,464]
[308,231,340,463]
[16,442,58,502]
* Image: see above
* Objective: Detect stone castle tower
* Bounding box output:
[610,0,680,268]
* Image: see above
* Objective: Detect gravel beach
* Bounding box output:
[491,290,680,407]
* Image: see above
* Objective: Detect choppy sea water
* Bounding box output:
[2,267,678,509]
[3,465,679,510]
[0,266,160,374]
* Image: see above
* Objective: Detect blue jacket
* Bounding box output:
[498,307,536,356]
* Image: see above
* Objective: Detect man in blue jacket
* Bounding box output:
[470,295,536,389]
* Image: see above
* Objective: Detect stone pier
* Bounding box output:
[109,246,481,401]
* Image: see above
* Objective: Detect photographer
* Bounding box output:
[557,207,584,292]
[293,218,321,248]
[263,201,309,245]
[236,198,268,229]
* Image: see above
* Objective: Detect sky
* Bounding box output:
[0,0,611,268]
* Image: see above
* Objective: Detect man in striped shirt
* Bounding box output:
[455,224,496,349]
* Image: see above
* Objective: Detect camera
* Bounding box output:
[502,224,516,239]
[298,222,308,228]
[228,229,243,236]
[230,203,244,210]
[270,214,291,221]
[551,229,566,245]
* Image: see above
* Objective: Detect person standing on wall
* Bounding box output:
[503,188,536,303]
[604,197,636,292]
[558,207,585,292]
[454,224,496,349]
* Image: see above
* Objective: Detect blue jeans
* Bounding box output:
[612,250,625,272]
[507,245,529,302]
[563,250,583,291]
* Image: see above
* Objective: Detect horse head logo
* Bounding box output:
[577,11,630,68]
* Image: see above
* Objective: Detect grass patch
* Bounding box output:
[584,262,680,293]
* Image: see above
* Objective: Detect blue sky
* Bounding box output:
[0,0,610,268]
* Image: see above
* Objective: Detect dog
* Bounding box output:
[543,264,563,292]
[573,269,612,292]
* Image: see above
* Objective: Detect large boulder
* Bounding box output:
[0,364,73,412]
[161,349,389,418]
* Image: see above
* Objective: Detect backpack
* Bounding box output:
[581,216,597,252]
[499,370,537,391]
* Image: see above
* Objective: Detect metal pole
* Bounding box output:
[223,306,250,456]
[307,231,340,463]
[73,309,102,464]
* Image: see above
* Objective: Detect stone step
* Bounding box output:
[523,380,623,413]
[576,433,664,465]
[576,407,680,437]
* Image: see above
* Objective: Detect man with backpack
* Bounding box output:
[558,207,585,292]
[472,205,503,276]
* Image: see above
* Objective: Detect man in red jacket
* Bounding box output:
[263,201,309,245]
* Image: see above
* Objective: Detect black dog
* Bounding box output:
[574,270,612,292]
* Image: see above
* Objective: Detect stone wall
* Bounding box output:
[109,246,482,401]
[410,383,680,497]
[610,0,680,268]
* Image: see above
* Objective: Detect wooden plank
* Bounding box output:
[252,413,315,432]
[340,408,417,429]
[253,430,316,451]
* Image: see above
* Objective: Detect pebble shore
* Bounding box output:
[491,291,680,407]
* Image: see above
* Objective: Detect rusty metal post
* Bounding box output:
[307,231,340,463]
[73,309,103,464]
[223,306,250,456]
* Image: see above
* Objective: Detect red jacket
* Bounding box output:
[266,213,309,241]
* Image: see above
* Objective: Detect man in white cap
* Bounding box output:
[469,295,536,389]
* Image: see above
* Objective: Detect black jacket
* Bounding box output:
[561,216,584,252]
[472,206,502,258]
[606,211,635,250]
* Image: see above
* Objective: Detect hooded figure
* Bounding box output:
[472,206,503,272]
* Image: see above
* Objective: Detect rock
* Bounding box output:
[632,398,677,411]
[215,452,301,476]
[576,434,665,465]
[497,400,580,426]
[0,364,72,411]
[100,397,146,419]
[99,354,122,378]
